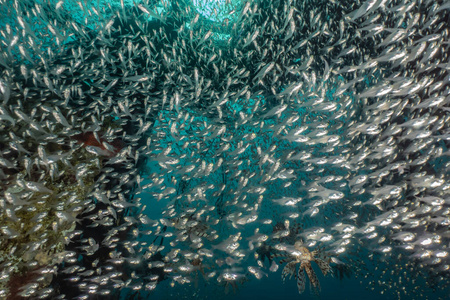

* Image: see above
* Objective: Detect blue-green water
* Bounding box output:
[0,0,449,299]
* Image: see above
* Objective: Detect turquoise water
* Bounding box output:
[0,0,449,299]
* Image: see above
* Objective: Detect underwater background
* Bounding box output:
[0,0,449,299]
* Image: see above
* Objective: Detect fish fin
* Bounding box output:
[297,266,306,294]
[314,258,332,276]
[282,261,297,282]
[305,264,320,294]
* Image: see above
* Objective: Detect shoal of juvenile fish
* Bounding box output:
[0,0,449,299]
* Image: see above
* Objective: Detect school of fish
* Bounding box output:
[0,0,449,299]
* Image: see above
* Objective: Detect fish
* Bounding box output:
[0,0,449,298]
